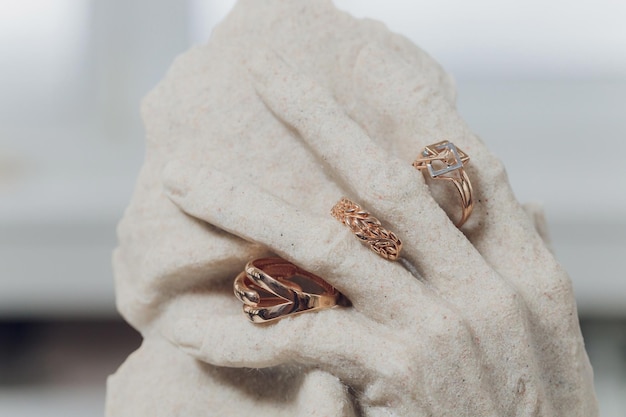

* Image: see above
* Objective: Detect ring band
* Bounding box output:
[331,198,402,261]
[233,258,345,323]
[412,140,474,227]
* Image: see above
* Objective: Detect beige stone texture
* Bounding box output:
[106,1,598,415]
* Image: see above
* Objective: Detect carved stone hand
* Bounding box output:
[107,1,597,415]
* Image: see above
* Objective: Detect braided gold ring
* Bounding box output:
[331,197,402,261]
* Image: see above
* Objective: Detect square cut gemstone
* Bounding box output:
[424,141,468,178]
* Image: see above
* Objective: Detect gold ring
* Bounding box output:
[233,257,346,323]
[331,197,402,261]
[412,140,474,227]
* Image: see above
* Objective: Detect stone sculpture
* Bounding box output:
[106,0,598,415]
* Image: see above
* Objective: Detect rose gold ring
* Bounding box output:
[331,197,402,261]
[412,140,474,227]
[233,257,347,323]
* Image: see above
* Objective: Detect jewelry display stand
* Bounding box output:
[106,1,598,415]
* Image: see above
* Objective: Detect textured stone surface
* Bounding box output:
[106,0,598,415]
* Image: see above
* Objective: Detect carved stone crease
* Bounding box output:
[106,1,598,416]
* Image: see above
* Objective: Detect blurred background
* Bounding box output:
[0,0,624,415]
